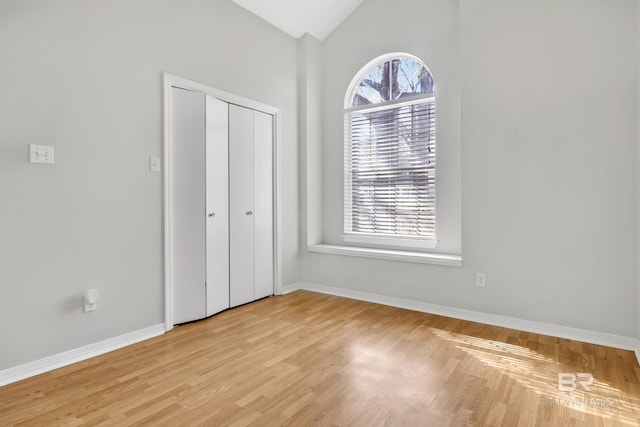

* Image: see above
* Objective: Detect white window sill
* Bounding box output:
[341,234,437,249]
[307,244,462,268]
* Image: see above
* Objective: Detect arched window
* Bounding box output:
[343,53,436,248]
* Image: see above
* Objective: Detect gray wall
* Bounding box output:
[320,0,462,255]
[637,1,640,344]
[1,0,638,373]
[302,0,638,337]
[0,0,299,370]
[297,34,324,279]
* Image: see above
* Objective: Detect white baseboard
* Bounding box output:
[283,282,640,366]
[0,323,165,387]
[3,285,638,388]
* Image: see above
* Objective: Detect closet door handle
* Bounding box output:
[246,211,253,216]
[208,212,215,218]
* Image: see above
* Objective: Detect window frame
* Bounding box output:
[342,53,437,250]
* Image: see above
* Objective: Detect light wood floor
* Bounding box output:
[1,290,639,426]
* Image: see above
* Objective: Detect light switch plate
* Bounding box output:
[30,144,54,164]
[150,156,161,172]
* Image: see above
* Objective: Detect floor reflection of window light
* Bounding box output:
[429,328,640,425]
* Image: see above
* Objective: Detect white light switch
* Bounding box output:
[84,288,99,312]
[30,144,54,164]
[150,156,161,172]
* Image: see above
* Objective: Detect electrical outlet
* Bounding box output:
[476,273,486,287]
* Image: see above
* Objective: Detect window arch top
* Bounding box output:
[347,54,435,109]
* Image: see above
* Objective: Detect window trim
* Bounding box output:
[343,53,437,250]
[343,52,431,107]
[341,233,437,249]
[344,94,434,114]
[308,244,462,268]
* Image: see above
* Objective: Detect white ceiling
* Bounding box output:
[232,0,365,41]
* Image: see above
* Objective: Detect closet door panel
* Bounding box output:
[229,104,255,307]
[171,87,206,324]
[205,97,230,317]
[253,111,274,300]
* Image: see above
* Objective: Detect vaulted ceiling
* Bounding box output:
[232,0,365,41]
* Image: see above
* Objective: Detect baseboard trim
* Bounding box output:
[3,285,638,387]
[283,282,640,365]
[0,323,165,387]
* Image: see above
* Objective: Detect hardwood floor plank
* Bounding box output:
[1,290,639,426]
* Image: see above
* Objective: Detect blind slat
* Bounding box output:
[345,96,436,239]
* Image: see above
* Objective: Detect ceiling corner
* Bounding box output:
[232,0,365,41]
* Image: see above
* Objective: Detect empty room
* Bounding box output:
[1,0,640,425]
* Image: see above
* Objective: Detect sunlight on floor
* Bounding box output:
[345,340,442,407]
[430,328,640,425]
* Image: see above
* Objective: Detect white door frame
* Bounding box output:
[163,72,283,332]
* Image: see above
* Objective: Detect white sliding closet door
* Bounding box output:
[229,105,256,307]
[253,110,274,300]
[170,87,274,323]
[205,96,230,317]
[171,87,206,324]
[228,106,274,307]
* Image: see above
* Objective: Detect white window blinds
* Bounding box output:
[344,96,436,241]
